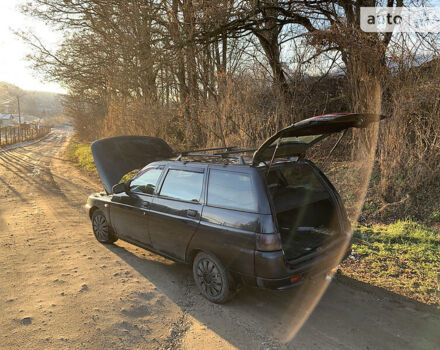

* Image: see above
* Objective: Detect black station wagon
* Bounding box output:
[85,113,384,303]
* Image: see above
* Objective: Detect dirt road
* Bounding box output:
[0,129,439,350]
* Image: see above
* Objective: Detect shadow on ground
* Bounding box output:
[104,242,440,349]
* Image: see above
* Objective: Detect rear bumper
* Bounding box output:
[255,265,336,290]
[253,235,350,290]
[256,274,305,290]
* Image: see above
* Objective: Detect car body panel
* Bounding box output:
[110,192,153,245]
[189,205,262,276]
[149,196,203,260]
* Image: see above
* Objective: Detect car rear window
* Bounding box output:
[207,170,257,212]
[160,169,204,202]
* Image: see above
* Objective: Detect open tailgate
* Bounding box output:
[252,113,386,164]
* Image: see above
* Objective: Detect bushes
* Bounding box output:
[377,59,440,221]
[67,58,440,226]
[74,73,350,150]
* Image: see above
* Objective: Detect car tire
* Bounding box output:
[193,252,235,303]
[91,210,117,244]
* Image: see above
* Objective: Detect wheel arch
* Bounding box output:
[186,248,203,265]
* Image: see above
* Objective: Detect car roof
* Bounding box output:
[147,160,256,172]
[144,159,306,175]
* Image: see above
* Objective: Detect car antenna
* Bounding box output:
[265,137,282,177]
[326,129,348,160]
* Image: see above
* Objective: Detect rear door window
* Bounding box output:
[207,170,257,212]
[159,169,204,202]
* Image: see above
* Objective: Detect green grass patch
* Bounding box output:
[66,140,139,182]
[66,141,97,174]
[341,221,440,306]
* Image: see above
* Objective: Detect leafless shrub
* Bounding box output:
[21,0,440,224]
[378,58,440,214]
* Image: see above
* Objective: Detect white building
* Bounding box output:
[0,114,15,127]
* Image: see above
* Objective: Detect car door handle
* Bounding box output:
[141,202,150,208]
[186,209,198,218]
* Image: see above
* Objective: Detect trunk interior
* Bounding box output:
[265,163,340,261]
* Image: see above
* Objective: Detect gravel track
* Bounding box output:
[0,129,438,350]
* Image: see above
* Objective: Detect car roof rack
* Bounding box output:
[175,146,256,165]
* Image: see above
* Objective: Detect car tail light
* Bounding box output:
[256,233,282,251]
[290,274,303,283]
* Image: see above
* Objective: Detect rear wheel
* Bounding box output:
[193,252,235,303]
[92,210,117,244]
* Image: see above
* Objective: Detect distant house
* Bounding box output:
[22,114,41,123]
[0,114,14,127]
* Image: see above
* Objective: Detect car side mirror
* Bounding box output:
[112,182,128,194]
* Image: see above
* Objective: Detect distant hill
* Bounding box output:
[0,82,64,119]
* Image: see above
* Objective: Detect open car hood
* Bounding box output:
[252,113,387,165]
[91,136,174,193]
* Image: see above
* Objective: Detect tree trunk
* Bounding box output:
[183,0,198,102]
[253,2,290,103]
[170,0,188,103]
[344,50,384,160]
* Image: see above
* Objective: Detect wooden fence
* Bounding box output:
[0,124,51,147]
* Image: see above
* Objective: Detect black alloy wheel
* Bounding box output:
[193,252,235,303]
[92,210,117,244]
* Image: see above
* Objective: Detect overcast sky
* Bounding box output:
[0,0,65,94]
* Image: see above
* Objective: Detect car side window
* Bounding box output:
[159,169,204,202]
[207,170,258,212]
[129,168,163,195]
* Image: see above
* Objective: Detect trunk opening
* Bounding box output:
[263,162,342,262]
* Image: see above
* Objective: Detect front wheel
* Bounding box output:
[193,252,235,303]
[92,210,117,244]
